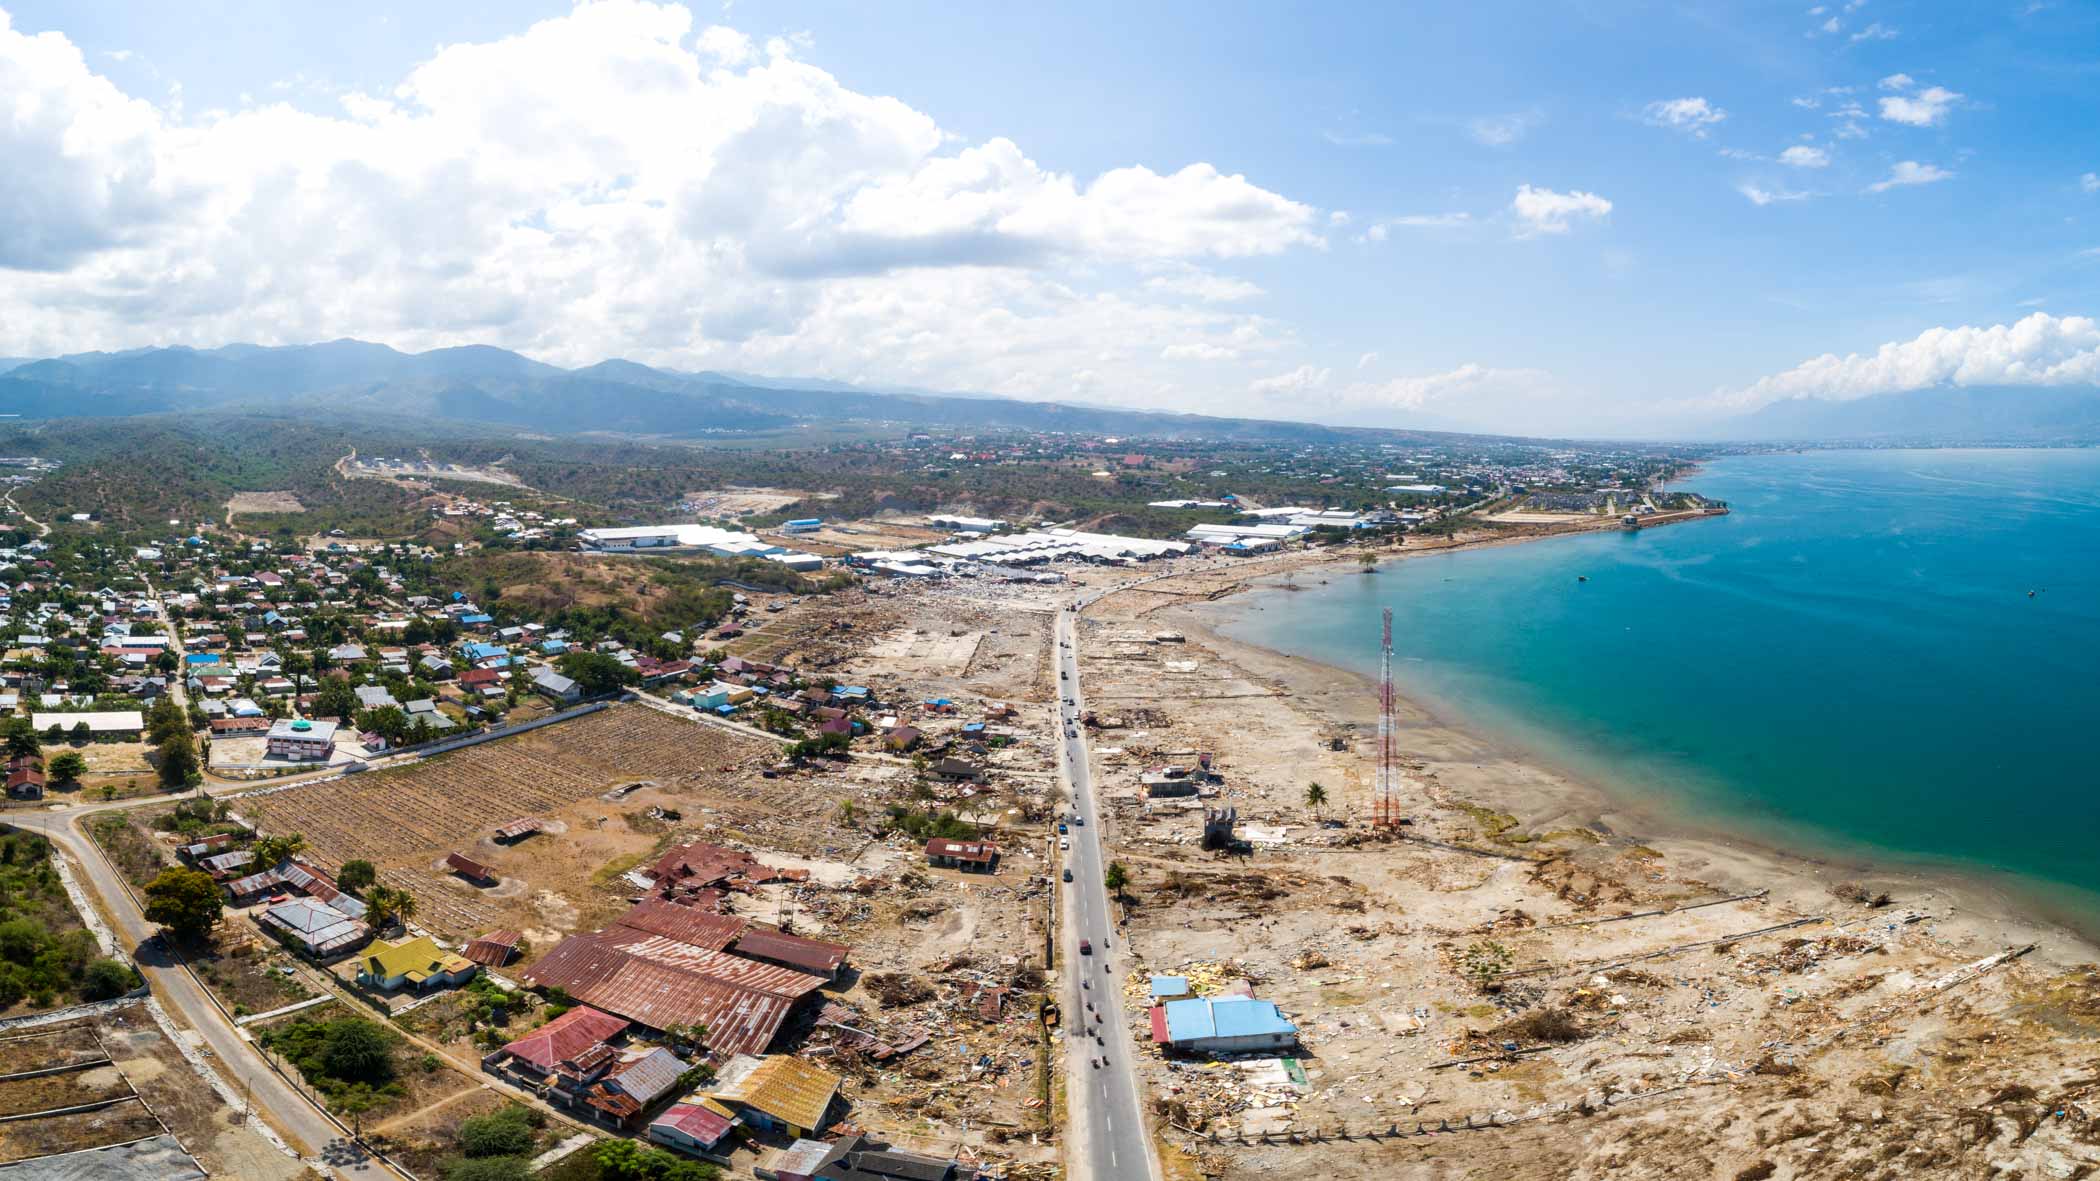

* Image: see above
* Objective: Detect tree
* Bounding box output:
[337,860,376,893]
[313,679,359,722]
[332,1082,381,1138]
[251,833,306,868]
[47,751,87,784]
[594,1140,719,1181]
[1104,861,1131,902]
[321,1018,394,1084]
[367,885,418,931]
[2,719,39,760]
[156,734,200,787]
[557,650,640,697]
[144,697,189,746]
[143,867,222,940]
[1304,782,1328,821]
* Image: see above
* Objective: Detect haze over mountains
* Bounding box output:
[2,341,2096,446]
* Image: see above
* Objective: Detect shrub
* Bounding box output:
[457,1105,537,1158]
[81,958,135,1000]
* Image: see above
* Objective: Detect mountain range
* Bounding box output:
[3,341,2098,445]
[0,341,1453,444]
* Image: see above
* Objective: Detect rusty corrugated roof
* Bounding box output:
[614,898,748,951]
[522,932,803,1056]
[732,928,849,975]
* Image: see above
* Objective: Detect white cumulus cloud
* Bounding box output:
[2082,171,2100,194]
[1643,96,1727,136]
[1510,185,1612,237]
[1867,160,1953,192]
[1739,183,1812,206]
[1779,145,1830,168]
[0,1,1323,409]
[1879,85,1960,126]
[1719,313,2100,408]
[1249,364,1330,395]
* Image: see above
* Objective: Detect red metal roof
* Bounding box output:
[463,929,522,967]
[499,1005,630,1073]
[445,851,496,881]
[522,930,814,1056]
[651,1102,736,1147]
[614,898,748,951]
[924,838,998,863]
[732,928,850,975]
[648,840,763,888]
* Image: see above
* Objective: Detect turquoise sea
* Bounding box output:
[1214,449,2100,915]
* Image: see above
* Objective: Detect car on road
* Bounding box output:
[1059,837,1070,850]
[1057,821,1068,834]
[1079,938,1092,955]
[1066,727,1076,738]
[1063,868,1073,882]
[1072,814,1084,826]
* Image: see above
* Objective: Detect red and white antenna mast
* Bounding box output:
[1374,607,1401,827]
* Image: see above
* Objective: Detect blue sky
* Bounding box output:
[3,0,2099,434]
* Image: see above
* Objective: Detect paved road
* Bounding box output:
[7,803,390,1178]
[1054,600,1161,1181]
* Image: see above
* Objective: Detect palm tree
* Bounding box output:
[1304,782,1328,822]
[365,882,405,928]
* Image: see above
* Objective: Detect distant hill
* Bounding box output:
[0,339,1506,445]
[1725,385,2100,444]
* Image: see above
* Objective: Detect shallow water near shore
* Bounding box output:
[1214,449,2100,920]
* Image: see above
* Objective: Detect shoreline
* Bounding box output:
[1108,528,2100,974]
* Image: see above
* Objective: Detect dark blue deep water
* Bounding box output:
[1216,450,2100,910]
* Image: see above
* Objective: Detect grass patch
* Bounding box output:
[87,812,167,890]
[589,851,647,886]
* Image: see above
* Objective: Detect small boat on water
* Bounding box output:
[1578,575,1589,583]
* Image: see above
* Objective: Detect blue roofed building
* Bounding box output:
[1152,995,1297,1055]
[1149,975,1192,1002]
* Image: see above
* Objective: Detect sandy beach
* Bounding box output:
[1061,528,2100,1180]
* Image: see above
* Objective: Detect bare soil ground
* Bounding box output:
[0,1005,299,1178]
[718,588,904,669]
[373,1086,513,1177]
[681,487,823,518]
[228,491,308,516]
[235,704,776,942]
[98,1006,308,1180]
[346,459,522,487]
[1063,557,2100,1181]
[778,517,948,556]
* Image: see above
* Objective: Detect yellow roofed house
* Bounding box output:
[357,935,479,993]
[707,1053,841,1138]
